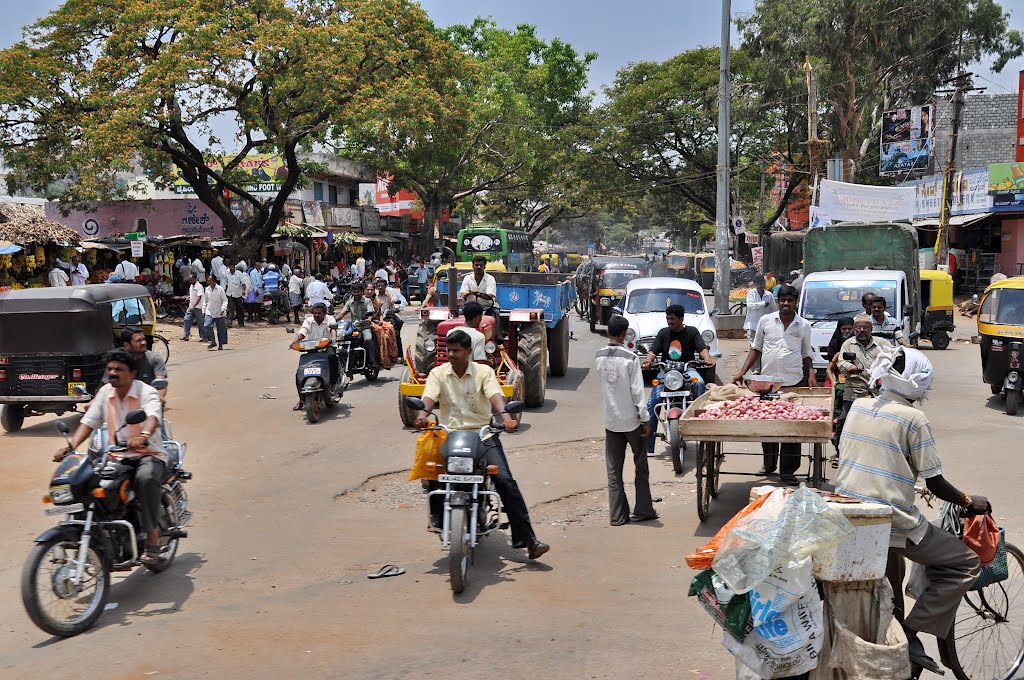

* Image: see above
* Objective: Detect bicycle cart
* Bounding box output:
[680,386,834,521]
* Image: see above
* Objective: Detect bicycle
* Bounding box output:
[150,333,170,364]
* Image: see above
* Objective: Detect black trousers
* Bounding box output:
[429,437,536,546]
[229,296,246,326]
[762,377,808,477]
[387,313,404,357]
[131,456,167,535]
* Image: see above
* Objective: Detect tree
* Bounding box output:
[739,0,1023,181]
[0,0,457,255]
[345,19,595,254]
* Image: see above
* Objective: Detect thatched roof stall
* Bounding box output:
[0,202,80,245]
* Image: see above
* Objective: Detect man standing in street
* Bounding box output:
[48,261,70,287]
[57,254,89,286]
[416,262,430,303]
[202,274,229,350]
[182,272,203,341]
[733,285,817,484]
[415,330,550,560]
[597,316,656,526]
[192,255,206,283]
[356,255,366,278]
[834,314,886,446]
[225,263,248,327]
[114,254,139,282]
[743,274,775,345]
[288,268,305,324]
[306,273,331,311]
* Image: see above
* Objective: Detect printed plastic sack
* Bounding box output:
[723,558,824,678]
[408,428,447,481]
[713,486,856,594]
[688,569,752,642]
[964,513,1000,565]
[686,489,779,570]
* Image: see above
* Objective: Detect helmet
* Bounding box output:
[267,264,277,271]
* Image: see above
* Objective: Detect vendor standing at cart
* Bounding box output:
[732,284,817,485]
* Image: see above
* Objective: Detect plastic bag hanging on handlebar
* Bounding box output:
[409,428,447,481]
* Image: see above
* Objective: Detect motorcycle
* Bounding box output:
[153,292,189,321]
[337,313,382,384]
[21,380,192,637]
[262,289,290,324]
[650,360,705,474]
[290,327,346,424]
[405,396,524,594]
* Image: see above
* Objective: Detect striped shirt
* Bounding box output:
[596,343,646,433]
[835,394,942,548]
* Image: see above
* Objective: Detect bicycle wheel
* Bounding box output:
[151,334,170,363]
[940,542,1024,680]
[729,301,747,316]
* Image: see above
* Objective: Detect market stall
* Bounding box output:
[0,202,81,291]
[680,379,834,521]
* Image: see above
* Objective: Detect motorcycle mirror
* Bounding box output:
[504,400,525,414]
[150,378,168,391]
[285,326,294,334]
[55,420,70,436]
[842,352,857,361]
[329,323,338,330]
[125,409,148,425]
[404,397,426,411]
[909,331,921,342]
[72,385,90,397]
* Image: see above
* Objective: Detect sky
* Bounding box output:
[0,0,1021,97]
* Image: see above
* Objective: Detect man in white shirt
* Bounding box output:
[292,302,339,410]
[305,273,331,310]
[202,274,229,350]
[57,255,89,286]
[288,269,305,324]
[192,256,206,283]
[355,256,366,278]
[225,263,250,327]
[374,264,389,283]
[210,252,224,281]
[597,316,655,525]
[733,285,817,483]
[182,273,204,341]
[113,256,139,282]
[743,274,776,344]
[459,256,498,310]
[448,301,489,363]
[48,263,70,287]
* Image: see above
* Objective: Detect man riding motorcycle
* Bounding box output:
[116,328,169,403]
[414,330,549,560]
[292,302,339,411]
[339,284,378,369]
[53,348,169,566]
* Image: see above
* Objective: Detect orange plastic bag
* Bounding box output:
[409,428,447,481]
[964,513,1000,566]
[685,491,775,570]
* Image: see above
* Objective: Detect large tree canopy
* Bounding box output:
[0,0,457,253]
[344,18,595,253]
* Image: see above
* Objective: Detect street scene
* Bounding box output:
[2,1,1024,679]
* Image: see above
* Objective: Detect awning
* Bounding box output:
[0,243,22,254]
[81,240,129,252]
[354,234,399,244]
[273,223,328,239]
[913,212,993,228]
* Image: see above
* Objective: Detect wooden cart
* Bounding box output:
[679,387,835,521]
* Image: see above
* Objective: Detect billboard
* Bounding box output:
[879,105,934,176]
[987,162,1024,209]
[1017,71,1024,162]
[172,154,287,195]
[818,179,916,222]
[374,175,421,217]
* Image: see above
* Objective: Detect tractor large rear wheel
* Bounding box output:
[414,320,439,375]
[518,322,548,408]
[548,317,569,377]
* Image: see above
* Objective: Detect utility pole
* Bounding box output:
[937,72,981,268]
[714,0,732,314]
[757,164,765,237]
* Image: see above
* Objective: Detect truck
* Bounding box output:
[397,269,577,425]
[799,222,920,375]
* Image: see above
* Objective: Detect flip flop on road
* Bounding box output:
[366,564,405,580]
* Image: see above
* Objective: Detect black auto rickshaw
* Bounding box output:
[587,256,647,332]
[920,269,955,350]
[977,276,1024,415]
[0,284,156,432]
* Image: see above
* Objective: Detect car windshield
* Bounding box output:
[601,270,641,289]
[800,280,897,321]
[626,288,706,314]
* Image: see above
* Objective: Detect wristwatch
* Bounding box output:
[140,431,152,438]
[963,492,973,508]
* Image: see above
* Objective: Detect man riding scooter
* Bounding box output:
[292,302,339,411]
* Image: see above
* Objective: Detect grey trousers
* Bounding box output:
[606,427,654,524]
[887,522,981,638]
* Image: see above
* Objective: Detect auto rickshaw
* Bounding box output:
[696,253,716,289]
[588,259,645,332]
[666,251,696,278]
[977,276,1024,415]
[920,269,955,350]
[0,284,156,432]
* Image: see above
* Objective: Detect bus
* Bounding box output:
[455,227,535,273]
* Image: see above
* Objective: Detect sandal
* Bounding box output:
[139,544,163,565]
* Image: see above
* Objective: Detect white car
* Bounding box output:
[616,277,720,359]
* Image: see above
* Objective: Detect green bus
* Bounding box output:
[455,227,535,273]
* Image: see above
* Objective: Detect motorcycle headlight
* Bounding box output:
[600,297,611,306]
[424,339,436,353]
[664,370,685,391]
[484,341,496,354]
[50,484,74,504]
[701,329,715,344]
[447,456,474,473]
[625,328,636,343]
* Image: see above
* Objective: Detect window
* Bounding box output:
[135,218,148,233]
[328,184,338,204]
[980,288,1024,324]
[313,182,324,201]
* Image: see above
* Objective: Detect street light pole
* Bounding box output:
[714,0,732,313]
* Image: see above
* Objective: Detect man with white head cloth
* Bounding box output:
[836,346,991,674]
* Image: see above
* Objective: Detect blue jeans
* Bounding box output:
[182,308,199,338]
[205,315,227,347]
[646,369,706,453]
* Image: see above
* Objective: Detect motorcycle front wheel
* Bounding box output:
[668,418,683,474]
[21,537,110,637]
[449,507,471,594]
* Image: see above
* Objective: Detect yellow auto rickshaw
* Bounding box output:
[696,253,716,289]
[920,269,954,350]
[666,251,696,278]
[978,276,1024,415]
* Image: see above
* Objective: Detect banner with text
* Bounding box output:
[880,104,935,177]
[173,154,286,195]
[817,180,916,223]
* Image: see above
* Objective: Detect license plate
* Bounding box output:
[437,474,483,484]
[303,367,322,376]
[67,382,86,396]
[45,503,84,516]
[661,391,691,398]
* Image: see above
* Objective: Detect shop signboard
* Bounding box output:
[818,179,916,222]
[301,201,325,227]
[879,104,935,176]
[910,167,992,217]
[46,199,224,239]
[172,154,286,195]
[987,163,1024,210]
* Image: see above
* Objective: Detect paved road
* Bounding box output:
[0,313,1017,679]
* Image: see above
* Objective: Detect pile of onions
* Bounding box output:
[696,396,828,421]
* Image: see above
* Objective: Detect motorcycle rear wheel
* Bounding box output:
[22,537,110,637]
[364,364,380,382]
[449,507,471,594]
[144,491,181,573]
[305,393,322,423]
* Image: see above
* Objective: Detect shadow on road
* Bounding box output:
[984,394,1022,416]
[691,481,753,539]
[2,412,84,440]
[427,538,553,604]
[548,366,590,392]
[532,399,559,415]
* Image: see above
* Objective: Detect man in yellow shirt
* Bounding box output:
[416,330,550,560]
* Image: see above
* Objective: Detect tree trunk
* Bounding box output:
[419,200,439,258]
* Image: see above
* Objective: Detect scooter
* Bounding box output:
[290,330,345,424]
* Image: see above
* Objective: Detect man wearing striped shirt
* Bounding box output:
[836,347,989,673]
[596,316,656,526]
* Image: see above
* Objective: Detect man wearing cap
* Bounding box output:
[834,314,887,445]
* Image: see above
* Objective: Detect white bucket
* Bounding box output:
[813,501,892,582]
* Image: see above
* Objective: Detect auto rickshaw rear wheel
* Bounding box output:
[1007,389,1020,417]
[0,405,25,433]
[931,331,950,350]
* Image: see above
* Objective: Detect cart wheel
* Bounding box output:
[708,443,721,497]
[810,443,826,489]
[696,443,711,522]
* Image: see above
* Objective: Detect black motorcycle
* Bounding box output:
[405,397,524,594]
[262,289,290,324]
[337,315,382,383]
[21,380,192,637]
[153,292,189,321]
